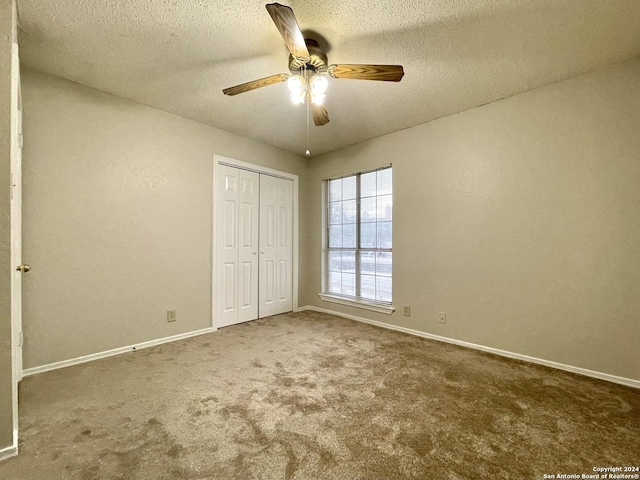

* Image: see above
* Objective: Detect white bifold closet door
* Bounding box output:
[258,174,293,318]
[216,165,293,327]
[217,165,260,327]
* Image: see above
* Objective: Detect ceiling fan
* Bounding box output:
[222,2,405,127]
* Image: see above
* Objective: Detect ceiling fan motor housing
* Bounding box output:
[289,39,328,74]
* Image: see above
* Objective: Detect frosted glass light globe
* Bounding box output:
[311,75,328,94]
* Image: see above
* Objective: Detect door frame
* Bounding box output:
[212,155,299,329]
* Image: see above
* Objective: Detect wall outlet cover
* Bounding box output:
[439,312,446,324]
[167,310,177,322]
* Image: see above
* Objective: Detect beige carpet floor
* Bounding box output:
[1,310,638,479]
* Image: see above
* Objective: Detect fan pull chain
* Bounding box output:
[305,64,310,156]
[306,100,310,156]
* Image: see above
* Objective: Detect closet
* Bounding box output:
[215,163,293,328]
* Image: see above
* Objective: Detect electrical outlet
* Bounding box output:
[439,312,446,324]
[167,310,177,322]
[403,305,411,317]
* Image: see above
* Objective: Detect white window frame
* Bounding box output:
[319,165,395,315]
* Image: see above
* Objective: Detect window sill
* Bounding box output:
[318,293,396,315]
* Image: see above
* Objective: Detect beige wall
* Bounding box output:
[300,57,640,382]
[20,57,640,382]
[21,69,307,369]
[0,0,16,451]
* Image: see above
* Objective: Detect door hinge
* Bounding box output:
[18,133,23,148]
[19,331,23,347]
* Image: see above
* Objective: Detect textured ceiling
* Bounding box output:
[17,0,640,157]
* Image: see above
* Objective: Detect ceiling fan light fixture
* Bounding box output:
[287,75,305,104]
[310,75,328,94]
[222,3,404,127]
[309,74,328,105]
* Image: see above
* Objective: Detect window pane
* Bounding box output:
[329,202,342,224]
[360,222,376,248]
[376,276,392,302]
[361,171,377,198]
[329,224,342,248]
[359,251,376,274]
[329,179,342,202]
[343,199,357,223]
[328,271,341,294]
[342,250,356,273]
[342,273,356,296]
[342,176,356,200]
[342,223,356,248]
[377,195,392,221]
[377,168,392,196]
[328,251,342,272]
[376,252,392,276]
[360,197,376,223]
[377,222,392,248]
[361,274,376,300]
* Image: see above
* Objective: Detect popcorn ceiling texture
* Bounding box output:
[16,0,640,156]
[0,311,638,479]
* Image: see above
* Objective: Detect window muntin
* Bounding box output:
[325,167,392,304]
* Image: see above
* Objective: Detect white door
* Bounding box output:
[216,165,259,327]
[215,162,293,325]
[274,177,293,314]
[10,43,23,385]
[259,176,277,318]
[259,175,293,318]
[11,102,23,381]
[216,165,239,327]
[237,169,260,323]
[10,41,24,454]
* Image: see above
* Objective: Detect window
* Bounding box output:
[321,166,393,312]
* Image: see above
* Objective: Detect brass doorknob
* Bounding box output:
[16,264,30,273]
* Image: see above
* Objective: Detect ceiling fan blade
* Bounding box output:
[222,73,289,96]
[266,3,310,60]
[311,102,329,126]
[329,64,405,82]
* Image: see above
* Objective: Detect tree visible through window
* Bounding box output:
[325,167,392,304]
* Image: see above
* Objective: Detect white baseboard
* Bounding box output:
[0,443,17,462]
[296,306,640,389]
[23,327,216,377]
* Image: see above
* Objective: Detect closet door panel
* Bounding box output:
[259,176,278,318]
[216,165,240,327]
[237,170,260,322]
[275,179,293,314]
